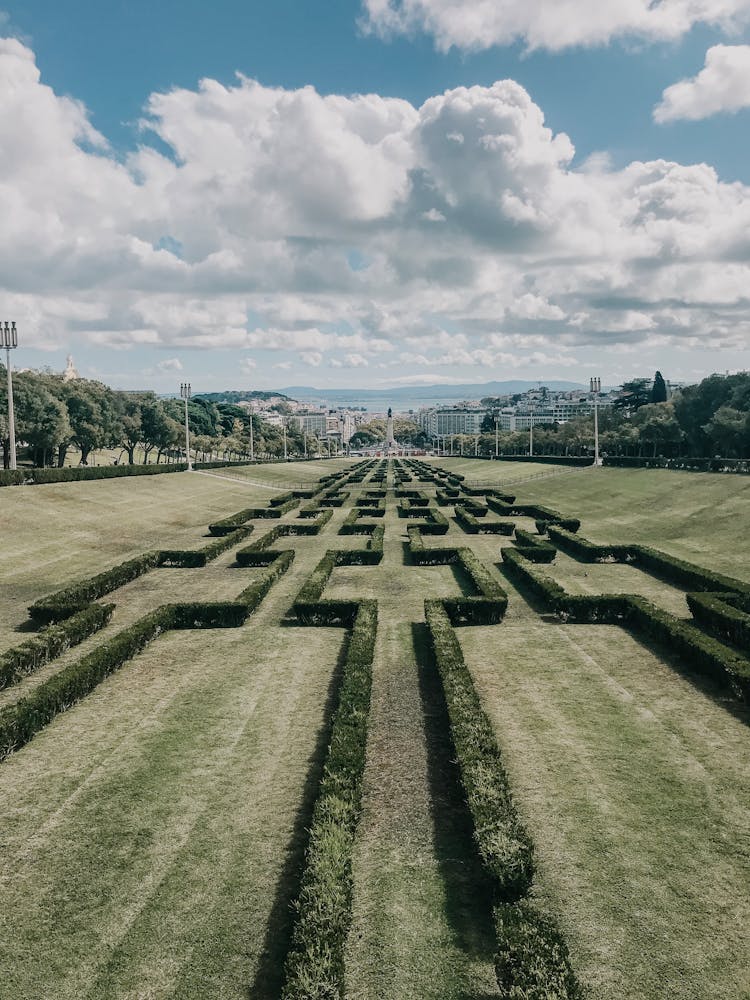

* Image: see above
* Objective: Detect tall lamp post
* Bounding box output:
[529,405,534,458]
[249,414,255,462]
[180,382,192,471]
[590,376,601,466]
[494,411,499,459]
[2,321,17,470]
[283,420,288,460]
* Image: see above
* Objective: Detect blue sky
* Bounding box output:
[2,0,750,392]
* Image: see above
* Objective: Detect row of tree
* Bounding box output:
[1,367,748,468]
[0,368,328,468]
[471,372,750,459]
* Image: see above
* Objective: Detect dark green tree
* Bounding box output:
[651,371,668,403]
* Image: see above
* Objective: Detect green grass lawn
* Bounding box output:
[0,458,747,998]
[0,459,352,646]
[460,614,750,1000]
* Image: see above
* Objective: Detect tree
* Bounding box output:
[140,399,176,463]
[60,380,121,466]
[633,402,683,457]
[12,374,71,467]
[702,406,749,458]
[613,378,651,415]
[118,396,144,465]
[651,371,668,404]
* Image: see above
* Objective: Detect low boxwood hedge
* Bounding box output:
[0,603,115,690]
[157,526,252,568]
[425,600,534,898]
[493,901,585,999]
[2,545,297,760]
[687,592,750,651]
[425,601,582,998]
[29,552,161,624]
[0,458,256,488]
[281,599,377,998]
[502,549,750,699]
[456,505,514,535]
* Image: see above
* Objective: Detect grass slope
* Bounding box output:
[0,514,352,999]
[460,587,750,999]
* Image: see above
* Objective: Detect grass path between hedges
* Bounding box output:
[339,501,499,999]
[0,503,351,999]
[459,581,750,1000]
[0,459,354,651]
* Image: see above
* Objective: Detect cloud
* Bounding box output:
[359,0,750,52]
[654,45,750,122]
[1,36,749,382]
[343,353,369,367]
[156,357,183,372]
[239,357,257,374]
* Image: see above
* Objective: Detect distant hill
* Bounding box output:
[280,380,585,409]
[196,389,293,404]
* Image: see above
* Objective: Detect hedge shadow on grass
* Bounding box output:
[247,631,350,1000]
[412,621,496,960]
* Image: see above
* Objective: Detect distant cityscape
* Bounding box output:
[235,377,682,451]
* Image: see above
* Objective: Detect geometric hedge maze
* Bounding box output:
[2,455,747,999]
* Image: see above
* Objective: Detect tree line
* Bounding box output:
[473,371,750,459]
[0,368,318,468]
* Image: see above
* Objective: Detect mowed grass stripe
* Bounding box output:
[343,504,498,999]
[0,460,351,646]
[459,616,750,1000]
[0,622,344,999]
[428,458,750,579]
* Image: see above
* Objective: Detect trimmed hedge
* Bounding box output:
[456,505,514,536]
[512,530,557,564]
[281,601,376,997]
[0,603,115,690]
[502,548,750,699]
[425,600,534,898]
[687,592,750,652]
[1,547,296,760]
[546,526,750,596]
[425,601,582,999]
[0,458,257,488]
[0,606,173,761]
[494,902,584,1000]
[603,456,750,474]
[546,526,634,563]
[157,526,252,568]
[29,552,160,624]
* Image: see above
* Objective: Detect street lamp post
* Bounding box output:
[529,406,534,458]
[590,376,601,466]
[1,322,18,470]
[180,382,192,471]
[249,415,255,462]
[495,412,499,459]
[283,421,288,461]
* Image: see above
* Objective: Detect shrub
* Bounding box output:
[456,505,514,536]
[29,552,161,624]
[281,601,376,997]
[424,601,534,899]
[0,606,174,761]
[494,902,583,1000]
[687,592,750,651]
[0,603,115,690]
[0,458,258,489]
[158,526,252,568]
[546,526,634,563]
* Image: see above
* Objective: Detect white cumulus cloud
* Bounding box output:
[655,44,750,122]
[0,35,749,382]
[360,0,750,52]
